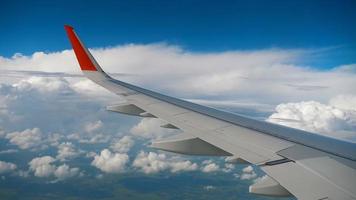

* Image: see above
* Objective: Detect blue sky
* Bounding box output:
[1,0,355,68]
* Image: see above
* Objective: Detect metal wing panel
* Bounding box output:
[276,145,356,199]
[126,92,289,164]
[262,160,356,200]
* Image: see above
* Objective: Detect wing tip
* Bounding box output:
[64,24,99,72]
[64,24,74,31]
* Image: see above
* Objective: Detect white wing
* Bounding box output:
[65,25,356,200]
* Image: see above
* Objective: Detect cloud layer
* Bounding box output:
[267,95,356,141]
[1,44,356,105]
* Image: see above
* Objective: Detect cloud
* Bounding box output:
[91,149,129,173]
[84,120,104,133]
[0,76,116,135]
[54,164,80,180]
[203,185,216,191]
[56,142,82,161]
[201,160,220,173]
[130,118,178,139]
[132,151,198,174]
[222,163,235,173]
[67,131,111,144]
[1,45,356,106]
[0,149,18,154]
[329,94,356,111]
[267,96,356,141]
[66,121,112,144]
[12,76,73,94]
[110,136,134,153]
[240,165,257,180]
[28,156,80,180]
[28,156,56,177]
[5,128,43,150]
[0,161,17,174]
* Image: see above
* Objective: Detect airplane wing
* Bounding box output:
[64,25,356,200]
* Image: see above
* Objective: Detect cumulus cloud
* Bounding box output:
[132,151,198,174]
[1,127,63,151]
[201,160,220,173]
[28,156,79,180]
[12,76,73,94]
[0,161,17,174]
[267,96,356,141]
[84,120,104,133]
[91,149,129,173]
[67,131,111,144]
[222,163,235,173]
[54,164,80,180]
[130,118,178,139]
[0,76,118,139]
[29,156,56,177]
[66,120,113,144]
[56,142,82,161]
[5,128,43,150]
[110,136,134,153]
[240,165,257,180]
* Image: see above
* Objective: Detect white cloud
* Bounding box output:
[66,120,113,144]
[91,149,129,173]
[329,94,356,111]
[203,185,216,191]
[1,45,356,106]
[67,131,111,144]
[267,97,356,141]
[56,142,81,161]
[84,120,103,133]
[170,160,198,173]
[5,128,43,150]
[222,163,235,173]
[130,118,177,139]
[1,127,63,151]
[0,149,18,154]
[201,160,220,173]
[28,156,56,177]
[54,164,80,180]
[13,76,73,94]
[240,165,257,180]
[132,151,198,174]
[110,136,134,153]
[28,156,80,180]
[0,161,17,174]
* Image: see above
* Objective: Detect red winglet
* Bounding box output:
[64,25,97,71]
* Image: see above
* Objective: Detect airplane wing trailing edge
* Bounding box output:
[64,25,356,200]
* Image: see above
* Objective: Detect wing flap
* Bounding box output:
[262,161,356,200]
[151,133,232,156]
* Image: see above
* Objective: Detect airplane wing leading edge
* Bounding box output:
[64,25,356,200]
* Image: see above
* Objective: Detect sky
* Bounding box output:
[0,1,355,199]
[1,0,356,68]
